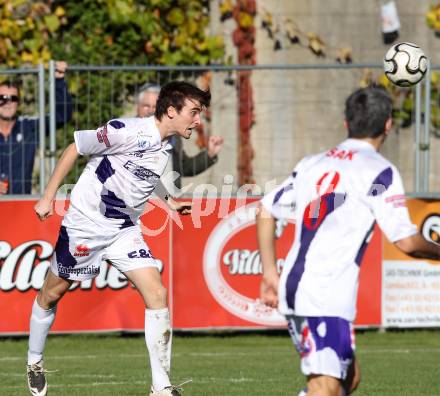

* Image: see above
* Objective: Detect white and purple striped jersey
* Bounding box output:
[62,116,171,236]
[261,138,417,321]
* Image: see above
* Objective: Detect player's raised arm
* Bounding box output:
[34,142,79,221]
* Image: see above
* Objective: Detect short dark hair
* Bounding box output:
[0,79,20,96]
[155,81,211,120]
[344,86,392,138]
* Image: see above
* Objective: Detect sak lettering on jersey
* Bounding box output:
[326,148,357,160]
[123,160,160,183]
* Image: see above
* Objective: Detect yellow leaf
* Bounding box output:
[21,51,34,63]
[238,12,254,28]
[220,0,233,14]
[378,74,390,87]
[55,6,65,17]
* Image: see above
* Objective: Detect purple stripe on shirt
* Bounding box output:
[285,192,346,310]
[95,156,115,184]
[368,167,393,196]
[100,190,134,229]
[354,221,375,266]
[109,120,125,129]
[273,183,293,205]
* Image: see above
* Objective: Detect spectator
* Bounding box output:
[136,83,223,189]
[0,61,73,194]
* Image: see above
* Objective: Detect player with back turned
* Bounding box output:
[257,86,440,396]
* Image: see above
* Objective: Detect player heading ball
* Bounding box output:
[27,81,210,396]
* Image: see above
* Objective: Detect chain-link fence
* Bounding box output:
[2,63,438,197]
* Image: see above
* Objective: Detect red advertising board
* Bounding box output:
[0,199,171,334]
[0,198,382,334]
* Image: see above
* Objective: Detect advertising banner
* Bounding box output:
[172,200,382,329]
[382,199,440,327]
[0,199,171,334]
[0,198,383,334]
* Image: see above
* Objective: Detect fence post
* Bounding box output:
[38,63,46,195]
[49,60,56,173]
[423,61,431,193]
[414,82,422,193]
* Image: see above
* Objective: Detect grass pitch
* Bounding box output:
[2,330,440,395]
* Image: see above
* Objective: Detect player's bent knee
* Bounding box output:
[145,285,168,308]
[38,287,67,308]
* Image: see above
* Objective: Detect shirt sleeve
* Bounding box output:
[74,119,142,156]
[260,171,297,220]
[367,165,417,242]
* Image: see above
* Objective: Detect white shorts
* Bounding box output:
[50,225,160,281]
[287,315,355,380]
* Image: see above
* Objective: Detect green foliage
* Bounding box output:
[50,0,224,66]
[379,72,440,131]
[0,1,66,66]
[0,0,225,186]
[426,4,440,32]
[47,0,224,184]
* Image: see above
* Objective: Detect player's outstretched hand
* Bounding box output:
[35,198,53,221]
[260,272,279,308]
[167,197,192,215]
[175,201,192,215]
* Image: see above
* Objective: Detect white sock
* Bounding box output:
[145,308,172,391]
[27,299,56,365]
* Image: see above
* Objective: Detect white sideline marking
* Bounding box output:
[0,373,117,378]
[0,351,259,361]
[2,347,440,362]
[2,377,257,389]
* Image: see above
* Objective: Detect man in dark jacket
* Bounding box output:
[0,61,73,194]
[136,83,223,188]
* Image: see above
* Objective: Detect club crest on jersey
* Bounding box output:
[137,131,151,150]
[73,244,90,257]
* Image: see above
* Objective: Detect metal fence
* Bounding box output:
[1,62,438,197]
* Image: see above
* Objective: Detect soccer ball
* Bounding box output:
[383,42,428,87]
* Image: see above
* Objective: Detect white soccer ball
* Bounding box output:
[383,42,428,87]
